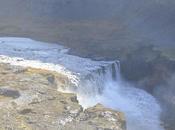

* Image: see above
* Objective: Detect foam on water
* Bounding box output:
[77,62,164,130]
[0,37,164,130]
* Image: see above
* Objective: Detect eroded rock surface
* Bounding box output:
[0,63,125,130]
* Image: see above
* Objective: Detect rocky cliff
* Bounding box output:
[0,63,126,130]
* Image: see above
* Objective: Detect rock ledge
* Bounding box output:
[0,63,126,130]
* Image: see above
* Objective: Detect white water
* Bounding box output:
[0,37,164,130]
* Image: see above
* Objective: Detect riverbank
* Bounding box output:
[0,63,126,130]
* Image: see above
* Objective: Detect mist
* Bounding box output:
[0,0,175,130]
[0,38,165,130]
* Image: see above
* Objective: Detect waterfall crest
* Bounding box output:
[0,37,164,130]
[76,61,164,130]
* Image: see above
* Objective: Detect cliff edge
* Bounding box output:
[0,63,126,130]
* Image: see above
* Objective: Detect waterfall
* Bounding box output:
[76,61,120,96]
[0,37,164,130]
[76,61,164,130]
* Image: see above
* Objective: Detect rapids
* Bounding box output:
[0,37,164,130]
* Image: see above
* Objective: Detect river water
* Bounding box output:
[0,37,164,130]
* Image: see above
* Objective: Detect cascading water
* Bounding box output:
[76,62,164,130]
[0,37,164,130]
[76,62,120,96]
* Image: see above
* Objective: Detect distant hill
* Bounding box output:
[0,0,174,55]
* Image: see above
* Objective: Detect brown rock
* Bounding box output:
[0,63,126,130]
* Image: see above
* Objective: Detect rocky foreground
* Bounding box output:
[0,63,126,130]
